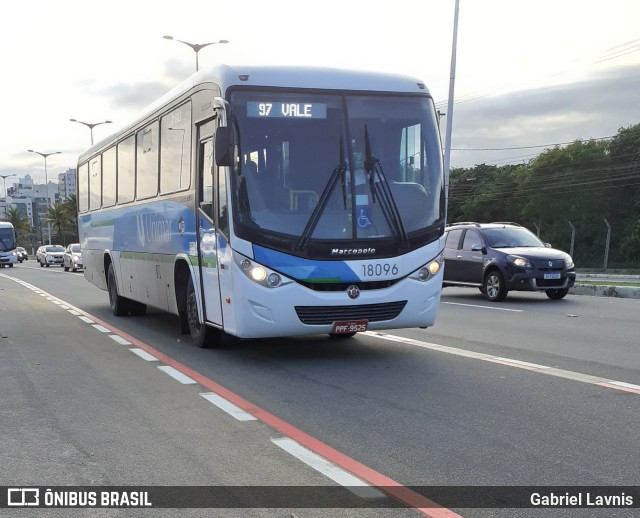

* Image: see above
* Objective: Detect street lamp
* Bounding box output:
[163,35,229,72]
[27,149,61,245]
[1,173,16,219]
[69,118,112,146]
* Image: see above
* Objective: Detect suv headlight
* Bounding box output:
[506,255,532,268]
[564,254,574,269]
[233,252,292,288]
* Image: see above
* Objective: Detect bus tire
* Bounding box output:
[107,263,130,316]
[186,275,220,348]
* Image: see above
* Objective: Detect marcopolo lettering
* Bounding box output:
[330,248,376,256]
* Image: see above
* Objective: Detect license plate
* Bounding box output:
[544,272,561,280]
[332,320,368,334]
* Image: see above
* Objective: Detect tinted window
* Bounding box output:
[102,146,116,207]
[445,229,463,249]
[462,230,482,251]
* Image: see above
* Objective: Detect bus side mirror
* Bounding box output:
[215,126,234,167]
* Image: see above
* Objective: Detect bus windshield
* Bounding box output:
[228,91,444,255]
[0,227,16,252]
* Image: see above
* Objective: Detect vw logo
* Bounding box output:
[347,285,360,299]
[548,261,553,267]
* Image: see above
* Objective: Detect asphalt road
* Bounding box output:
[1,263,639,517]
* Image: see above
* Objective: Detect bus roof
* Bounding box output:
[80,64,431,161]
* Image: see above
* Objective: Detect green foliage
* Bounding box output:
[448,123,640,268]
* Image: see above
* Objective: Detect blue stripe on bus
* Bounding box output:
[252,245,358,283]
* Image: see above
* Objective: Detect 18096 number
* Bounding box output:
[361,263,398,278]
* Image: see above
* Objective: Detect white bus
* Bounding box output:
[78,65,446,347]
[0,221,18,267]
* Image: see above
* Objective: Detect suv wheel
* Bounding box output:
[546,288,569,300]
[483,270,508,302]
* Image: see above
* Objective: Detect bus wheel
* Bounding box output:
[186,276,220,348]
[107,264,130,316]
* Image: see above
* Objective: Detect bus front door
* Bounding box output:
[197,136,223,327]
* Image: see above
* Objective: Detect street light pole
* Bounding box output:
[69,118,112,146]
[27,149,61,245]
[0,173,16,219]
[163,35,229,72]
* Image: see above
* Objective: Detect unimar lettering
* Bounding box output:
[330,248,376,256]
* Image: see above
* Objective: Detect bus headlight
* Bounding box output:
[233,252,291,289]
[410,254,443,282]
[250,265,267,282]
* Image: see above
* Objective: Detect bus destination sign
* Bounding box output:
[247,102,327,119]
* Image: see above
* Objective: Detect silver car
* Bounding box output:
[63,243,83,272]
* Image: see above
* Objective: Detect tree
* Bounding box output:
[5,207,30,241]
[46,203,69,245]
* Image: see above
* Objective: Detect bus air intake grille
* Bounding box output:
[294,301,407,325]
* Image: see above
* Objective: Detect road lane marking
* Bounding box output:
[109,334,132,345]
[129,348,159,362]
[271,437,386,500]
[1,274,461,517]
[158,365,197,384]
[78,316,95,324]
[442,301,523,312]
[200,392,258,421]
[364,331,639,397]
[92,324,111,333]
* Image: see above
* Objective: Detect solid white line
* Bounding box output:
[92,324,111,333]
[109,335,132,345]
[157,365,197,384]
[365,331,640,396]
[78,316,95,324]
[609,381,640,391]
[130,348,158,362]
[200,392,257,421]
[442,301,523,312]
[271,437,385,500]
[491,357,551,370]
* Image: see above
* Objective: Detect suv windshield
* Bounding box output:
[70,244,81,253]
[228,91,444,257]
[483,227,545,248]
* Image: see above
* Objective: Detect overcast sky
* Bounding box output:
[1,0,639,190]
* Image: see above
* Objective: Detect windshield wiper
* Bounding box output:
[363,126,408,246]
[297,137,347,251]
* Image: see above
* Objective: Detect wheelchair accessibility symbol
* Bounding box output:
[357,208,373,228]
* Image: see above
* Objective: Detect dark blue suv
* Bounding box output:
[443,222,576,301]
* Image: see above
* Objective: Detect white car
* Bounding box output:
[37,245,65,267]
[63,243,83,272]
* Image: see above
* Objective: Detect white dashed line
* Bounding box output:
[271,437,385,500]
[78,316,95,324]
[92,324,111,333]
[200,392,258,421]
[130,348,159,362]
[109,335,132,345]
[157,365,197,384]
[67,309,81,316]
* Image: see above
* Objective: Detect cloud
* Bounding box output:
[450,64,640,168]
